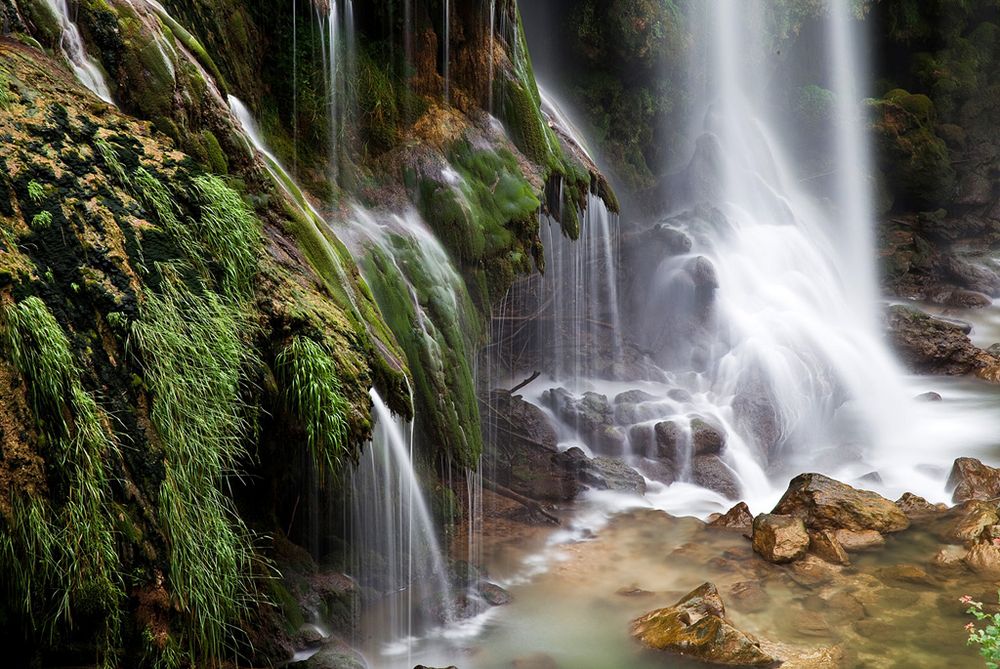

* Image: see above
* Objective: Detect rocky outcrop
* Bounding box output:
[630,583,777,666]
[543,388,627,454]
[772,473,910,534]
[947,457,1000,502]
[885,305,1000,379]
[752,514,810,563]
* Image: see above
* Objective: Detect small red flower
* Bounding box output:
[966,622,976,631]
[961,595,974,604]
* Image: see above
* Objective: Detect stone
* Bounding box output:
[964,543,1000,578]
[789,555,839,587]
[653,420,684,460]
[289,641,368,669]
[543,388,626,454]
[931,545,968,570]
[693,455,741,499]
[628,423,656,456]
[875,564,935,586]
[630,583,776,666]
[576,456,647,495]
[708,502,754,529]
[833,529,885,552]
[752,514,809,563]
[690,417,726,455]
[478,581,511,606]
[613,389,660,424]
[895,492,947,519]
[808,529,849,565]
[772,473,909,533]
[940,500,1000,543]
[728,581,770,613]
[885,304,989,376]
[947,457,1000,503]
[914,391,943,401]
[732,377,782,456]
[616,585,655,597]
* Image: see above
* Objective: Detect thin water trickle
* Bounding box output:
[42,0,114,102]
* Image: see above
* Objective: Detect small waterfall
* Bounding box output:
[319,0,357,189]
[351,390,452,664]
[42,0,113,102]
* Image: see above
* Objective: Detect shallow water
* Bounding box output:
[376,502,987,669]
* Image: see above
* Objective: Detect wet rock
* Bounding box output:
[652,420,684,460]
[789,555,839,587]
[949,289,992,309]
[613,390,660,424]
[543,388,627,454]
[732,376,782,455]
[808,529,850,565]
[895,492,947,519]
[693,455,741,499]
[485,392,580,502]
[295,624,328,647]
[752,514,809,563]
[635,458,677,485]
[964,543,1000,578]
[630,582,776,666]
[628,423,656,456]
[617,585,655,598]
[947,457,1000,502]
[708,502,754,529]
[668,388,693,403]
[833,529,885,552]
[939,500,1000,543]
[931,545,968,571]
[576,455,647,495]
[478,581,511,606]
[691,417,726,455]
[772,473,909,534]
[289,640,368,669]
[875,564,935,586]
[914,391,943,401]
[885,304,991,376]
[728,581,770,613]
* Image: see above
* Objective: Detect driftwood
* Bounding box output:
[482,477,560,525]
[509,370,540,394]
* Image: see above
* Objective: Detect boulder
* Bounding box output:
[895,492,947,519]
[728,581,770,613]
[947,457,1000,503]
[613,389,660,424]
[964,543,1000,578]
[752,514,809,563]
[573,453,647,495]
[875,564,935,586]
[789,555,840,588]
[930,545,968,570]
[690,417,726,455]
[289,641,367,669]
[808,529,850,565]
[630,583,776,666]
[833,529,885,552]
[885,304,989,376]
[708,502,754,529]
[654,420,685,460]
[543,388,627,454]
[938,500,1000,543]
[772,473,909,534]
[732,377,782,456]
[914,391,943,402]
[693,455,741,499]
[628,423,656,456]
[478,581,511,606]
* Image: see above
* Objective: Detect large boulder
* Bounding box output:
[963,543,1000,578]
[709,502,754,529]
[693,455,741,499]
[772,473,909,534]
[289,641,367,669]
[895,492,947,519]
[752,514,810,563]
[936,500,1000,543]
[576,455,647,495]
[691,417,726,455]
[885,305,997,376]
[630,583,777,667]
[947,457,1000,503]
[543,388,627,454]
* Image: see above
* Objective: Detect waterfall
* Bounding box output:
[42,0,113,103]
[351,390,452,664]
[319,0,357,188]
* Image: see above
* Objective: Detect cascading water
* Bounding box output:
[42,0,113,102]
[319,0,357,187]
[350,390,452,665]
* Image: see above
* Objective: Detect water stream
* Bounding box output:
[42,0,114,102]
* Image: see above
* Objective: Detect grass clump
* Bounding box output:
[188,174,261,300]
[0,297,123,664]
[27,179,44,203]
[275,336,352,474]
[31,210,53,228]
[127,269,258,662]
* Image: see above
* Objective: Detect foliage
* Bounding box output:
[26,179,44,203]
[0,297,123,665]
[0,69,10,109]
[965,593,1000,668]
[275,336,352,474]
[127,270,259,662]
[31,210,53,228]
[188,174,261,300]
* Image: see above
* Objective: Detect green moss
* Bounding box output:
[275,336,352,475]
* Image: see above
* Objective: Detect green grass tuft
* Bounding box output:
[188,174,261,300]
[127,268,259,662]
[27,179,44,203]
[31,210,53,228]
[275,336,351,474]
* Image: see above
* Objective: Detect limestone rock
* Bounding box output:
[630,583,776,666]
[709,502,754,529]
[808,529,849,565]
[833,529,885,552]
[772,473,909,534]
[752,514,809,563]
[948,457,1000,503]
[964,543,1000,578]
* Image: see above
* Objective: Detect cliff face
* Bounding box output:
[0,0,613,666]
